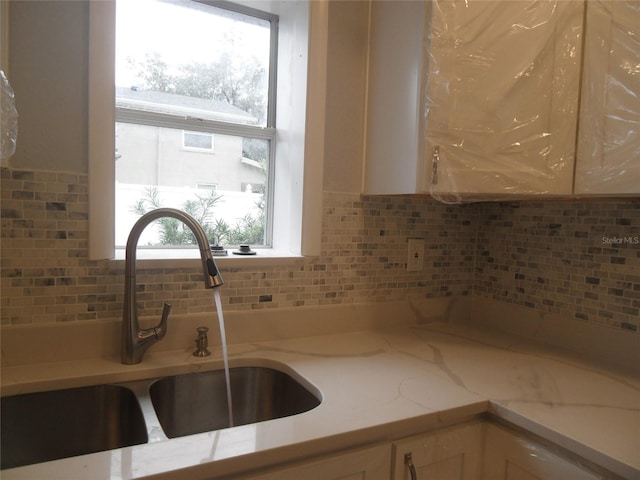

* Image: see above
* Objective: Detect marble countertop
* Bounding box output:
[2,311,639,479]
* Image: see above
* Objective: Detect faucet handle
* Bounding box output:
[153,303,171,340]
[193,326,211,357]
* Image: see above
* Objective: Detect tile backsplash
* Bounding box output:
[474,201,640,333]
[0,168,475,324]
[1,168,638,336]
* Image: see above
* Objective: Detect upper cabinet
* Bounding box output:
[574,1,640,194]
[363,0,428,195]
[364,0,640,200]
[425,1,583,201]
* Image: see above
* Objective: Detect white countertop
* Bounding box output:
[2,303,639,479]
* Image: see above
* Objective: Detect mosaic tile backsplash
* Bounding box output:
[474,201,640,333]
[0,168,475,324]
[1,168,639,336]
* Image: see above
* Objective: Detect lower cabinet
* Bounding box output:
[391,421,485,480]
[391,421,601,480]
[237,444,391,480]
[237,420,603,480]
[482,423,601,480]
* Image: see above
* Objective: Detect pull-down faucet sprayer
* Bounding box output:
[121,208,223,365]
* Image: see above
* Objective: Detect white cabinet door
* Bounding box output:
[574,1,640,195]
[238,444,391,480]
[363,0,429,195]
[426,1,583,199]
[482,423,601,480]
[391,422,484,480]
[364,1,584,199]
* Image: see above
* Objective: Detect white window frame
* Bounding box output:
[89,0,327,262]
[182,130,214,152]
[116,1,277,249]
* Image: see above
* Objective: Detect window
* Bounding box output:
[183,131,214,151]
[88,0,324,261]
[115,0,276,249]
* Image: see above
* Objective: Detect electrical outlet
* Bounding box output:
[407,238,424,272]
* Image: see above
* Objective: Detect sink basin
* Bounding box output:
[150,366,321,438]
[1,384,148,470]
[0,365,320,467]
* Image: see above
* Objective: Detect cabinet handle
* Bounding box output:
[431,147,439,185]
[404,452,418,480]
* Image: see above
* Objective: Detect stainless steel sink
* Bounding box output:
[1,365,320,468]
[1,384,148,470]
[149,366,321,438]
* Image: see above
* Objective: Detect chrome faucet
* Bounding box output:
[122,208,223,364]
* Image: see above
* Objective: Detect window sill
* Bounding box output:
[111,247,305,269]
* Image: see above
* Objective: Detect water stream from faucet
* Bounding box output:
[212,288,234,427]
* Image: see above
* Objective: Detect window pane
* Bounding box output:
[183,131,213,150]
[115,122,268,247]
[116,0,271,127]
[115,0,275,250]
